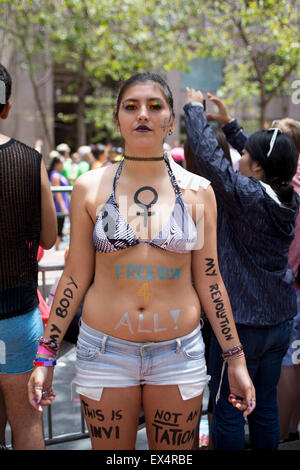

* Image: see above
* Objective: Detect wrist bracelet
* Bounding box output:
[33,360,56,367]
[222,344,243,360]
[37,345,56,356]
[34,357,56,362]
[216,353,245,405]
[37,337,60,353]
[216,346,244,404]
[224,351,245,362]
[222,343,242,353]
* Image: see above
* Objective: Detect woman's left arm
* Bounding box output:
[192,185,255,416]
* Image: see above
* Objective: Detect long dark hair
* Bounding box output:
[245,130,298,208]
[47,156,63,178]
[184,127,232,175]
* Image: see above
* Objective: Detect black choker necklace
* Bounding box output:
[124,154,165,161]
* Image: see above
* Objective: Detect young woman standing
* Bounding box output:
[28,73,254,450]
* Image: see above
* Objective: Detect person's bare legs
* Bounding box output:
[0,371,44,450]
[0,387,7,446]
[143,384,203,450]
[289,364,300,436]
[277,366,298,440]
[80,386,141,450]
[55,236,62,251]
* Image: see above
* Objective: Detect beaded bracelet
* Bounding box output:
[33,359,56,367]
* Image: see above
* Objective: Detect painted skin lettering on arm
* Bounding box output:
[209,283,234,341]
[49,277,79,342]
[204,258,233,341]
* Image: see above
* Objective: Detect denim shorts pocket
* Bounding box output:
[76,342,98,360]
[181,338,204,360]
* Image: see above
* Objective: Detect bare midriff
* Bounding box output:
[82,244,201,342]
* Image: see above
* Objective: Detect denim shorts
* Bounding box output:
[73,320,210,401]
[0,306,43,374]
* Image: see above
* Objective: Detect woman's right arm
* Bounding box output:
[183,89,265,217]
[205,92,249,153]
[28,175,95,410]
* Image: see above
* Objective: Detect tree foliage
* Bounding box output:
[193,0,300,127]
[0,0,299,142]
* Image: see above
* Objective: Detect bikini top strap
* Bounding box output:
[164,155,183,198]
[112,159,125,200]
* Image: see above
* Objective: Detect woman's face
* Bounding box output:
[238,148,261,178]
[116,81,174,156]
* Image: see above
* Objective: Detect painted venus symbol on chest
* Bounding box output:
[134,186,158,227]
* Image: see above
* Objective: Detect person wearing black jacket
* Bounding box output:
[184,88,299,450]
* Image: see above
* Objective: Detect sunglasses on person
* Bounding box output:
[267,127,282,158]
[271,119,300,127]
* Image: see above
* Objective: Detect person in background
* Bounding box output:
[56,143,73,183]
[77,145,93,177]
[108,146,124,164]
[0,63,57,450]
[205,106,300,445]
[184,127,232,450]
[91,143,109,170]
[170,141,185,167]
[48,155,70,251]
[49,150,60,160]
[184,88,299,451]
[69,151,80,184]
[274,118,300,444]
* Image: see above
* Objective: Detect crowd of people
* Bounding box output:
[0,62,299,452]
[44,142,125,250]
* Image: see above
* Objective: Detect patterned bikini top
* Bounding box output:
[93,157,198,254]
